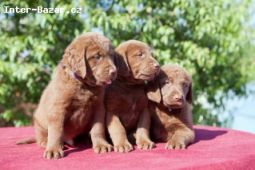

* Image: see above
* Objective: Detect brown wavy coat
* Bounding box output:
[105,40,160,152]
[33,32,117,159]
[146,64,195,149]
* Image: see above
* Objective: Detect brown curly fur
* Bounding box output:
[31,32,117,159]
[146,64,195,149]
[105,40,160,152]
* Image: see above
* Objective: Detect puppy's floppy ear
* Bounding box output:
[63,44,87,79]
[186,83,192,104]
[146,77,161,103]
[114,49,130,77]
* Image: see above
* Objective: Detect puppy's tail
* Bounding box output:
[16,137,36,145]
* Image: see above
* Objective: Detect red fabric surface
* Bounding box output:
[0,126,255,170]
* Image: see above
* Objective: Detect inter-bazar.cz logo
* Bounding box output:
[0,5,82,14]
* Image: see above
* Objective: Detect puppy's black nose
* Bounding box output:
[173,95,183,102]
[154,64,160,70]
[109,69,117,78]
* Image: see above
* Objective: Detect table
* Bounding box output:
[0,126,255,170]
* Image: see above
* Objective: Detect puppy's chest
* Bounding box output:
[124,87,146,109]
[65,88,100,134]
[107,84,147,130]
[119,90,147,129]
[151,106,175,141]
[72,89,98,109]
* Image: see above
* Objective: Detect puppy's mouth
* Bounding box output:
[164,102,183,109]
[138,73,157,81]
[95,73,116,86]
[97,79,112,86]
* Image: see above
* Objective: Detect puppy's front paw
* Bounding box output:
[44,147,64,159]
[136,138,155,150]
[93,141,112,154]
[114,140,133,153]
[165,136,186,150]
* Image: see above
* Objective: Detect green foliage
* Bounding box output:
[0,0,84,126]
[0,0,254,126]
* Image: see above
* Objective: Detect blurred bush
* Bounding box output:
[0,0,254,126]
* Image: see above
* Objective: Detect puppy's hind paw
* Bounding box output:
[38,141,47,148]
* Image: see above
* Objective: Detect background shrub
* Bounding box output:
[0,0,254,127]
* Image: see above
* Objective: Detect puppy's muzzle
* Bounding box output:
[109,68,117,80]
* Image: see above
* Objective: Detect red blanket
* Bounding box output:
[0,126,255,170]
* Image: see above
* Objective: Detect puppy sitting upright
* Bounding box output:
[146,64,195,149]
[32,33,116,159]
[106,40,160,152]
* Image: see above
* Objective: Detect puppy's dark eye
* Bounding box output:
[182,83,188,88]
[164,79,171,85]
[94,55,101,60]
[137,51,143,57]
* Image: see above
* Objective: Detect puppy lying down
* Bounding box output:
[17,32,117,159]
[146,64,195,149]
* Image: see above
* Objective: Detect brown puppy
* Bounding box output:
[146,64,195,149]
[32,32,116,159]
[106,40,160,152]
